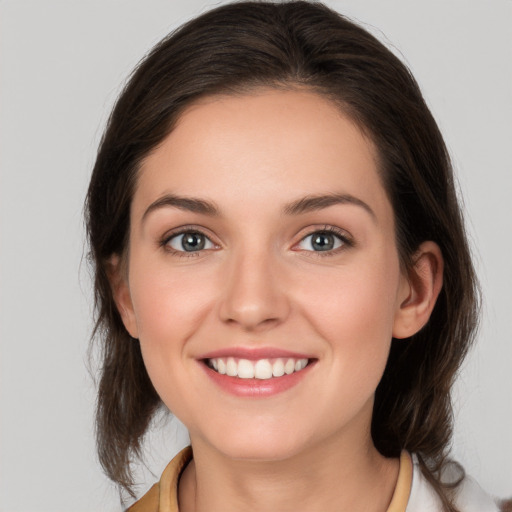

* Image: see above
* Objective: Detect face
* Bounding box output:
[117,89,412,461]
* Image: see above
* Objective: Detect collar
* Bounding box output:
[130,447,412,512]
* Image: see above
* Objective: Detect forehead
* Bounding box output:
[134,89,389,220]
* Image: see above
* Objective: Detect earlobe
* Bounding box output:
[392,241,444,339]
[107,254,139,339]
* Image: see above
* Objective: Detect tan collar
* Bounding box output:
[129,447,413,512]
[159,446,193,511]
[387,451,413,511]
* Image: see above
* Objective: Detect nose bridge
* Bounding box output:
[219,239,289,330]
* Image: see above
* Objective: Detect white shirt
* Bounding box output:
[407,456,499,511]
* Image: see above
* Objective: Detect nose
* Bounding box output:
[218,249,290,331]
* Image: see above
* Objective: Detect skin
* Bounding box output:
[112,89,443,511]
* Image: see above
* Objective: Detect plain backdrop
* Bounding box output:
[1,0,511,510]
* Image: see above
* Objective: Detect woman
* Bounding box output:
[86,2,499,510]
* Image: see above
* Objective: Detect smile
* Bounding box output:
[207,357,309,379]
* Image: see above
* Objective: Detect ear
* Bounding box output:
[107,254,139,339]
[393,241,444,339]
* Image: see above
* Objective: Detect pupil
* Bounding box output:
[182,233,205,251]
[312,233,334,251]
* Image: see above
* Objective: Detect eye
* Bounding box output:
[297,230,346,252]
[167,231,215,252]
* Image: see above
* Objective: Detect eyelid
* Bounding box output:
[158,224,353,256]
[169,232,215,251]
[160,225,220,254]
[292,225,354,254]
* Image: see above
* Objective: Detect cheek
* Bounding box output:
[296,256,401,368]
[129,260,219,342]
[129,268,215,412]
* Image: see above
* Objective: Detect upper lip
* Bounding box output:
[198,347,314,360]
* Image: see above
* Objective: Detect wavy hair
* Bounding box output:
[85,2,479,509]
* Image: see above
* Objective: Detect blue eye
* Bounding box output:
[297,231,345,252]
[167,232,215,252]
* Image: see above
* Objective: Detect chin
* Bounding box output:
[221,440,306,462]
[201,419,315,462]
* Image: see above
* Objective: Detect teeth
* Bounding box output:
[284,358,295,375]
[272,359,285,377]
[226,357,237,377]
[295,359,307,371]
[238,359,255,379]
[254,359,273,379]
[208,357,309,379]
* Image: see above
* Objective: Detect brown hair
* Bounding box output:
[85,2,479,508]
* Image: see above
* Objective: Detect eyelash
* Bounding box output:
[160,226,217,258]
[294,226,354,256]
[160,225,353,258]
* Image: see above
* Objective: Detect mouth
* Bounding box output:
[205,357,310,379]
[198,348,316,397]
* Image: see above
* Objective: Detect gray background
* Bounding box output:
[1,0,511,510]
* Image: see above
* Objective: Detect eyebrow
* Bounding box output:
[283,193,376,220]
[142,194,220,222]
[142,192,376,222]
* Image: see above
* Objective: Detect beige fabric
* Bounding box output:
[388,451,413,511]
[127,447,192,512]
[127,447,412,512]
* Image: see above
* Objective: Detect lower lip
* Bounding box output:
[201,361,315,398]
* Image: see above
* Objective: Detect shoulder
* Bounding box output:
[126,447,193,512]
[126,484,160,512]
[454,474,500,512]
[406,455,499,512]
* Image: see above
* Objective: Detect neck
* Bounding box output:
[178,429,399,512]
